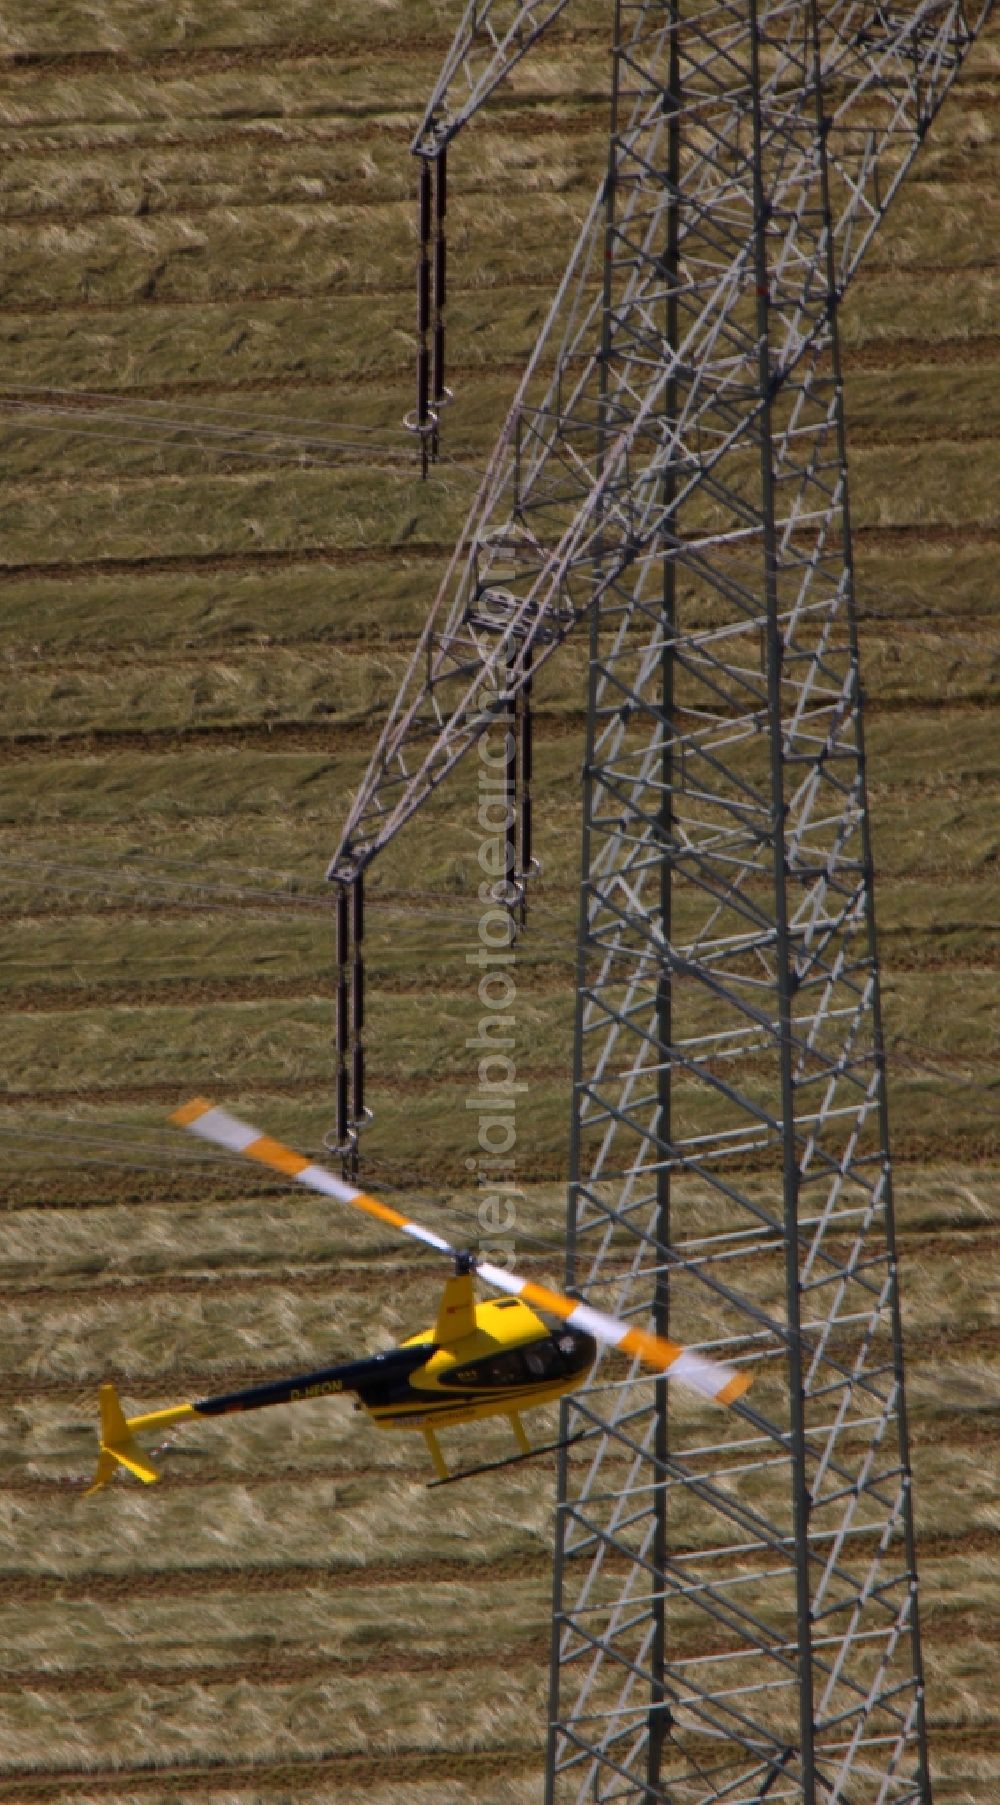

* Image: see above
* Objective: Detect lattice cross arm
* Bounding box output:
[412,0,579,157]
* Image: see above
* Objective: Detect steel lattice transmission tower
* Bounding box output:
[326,3,991,1799]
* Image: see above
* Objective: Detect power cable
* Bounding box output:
[0,407,404,461]
[0,390,486,478]
[0,1123,260,1170]
[0,383,413,437]
[0,853,330,910]
[0,407,415,473]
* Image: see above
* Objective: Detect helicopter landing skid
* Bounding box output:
[426,1429,586,1488]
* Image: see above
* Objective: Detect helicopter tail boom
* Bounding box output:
[85,1351,436,1495]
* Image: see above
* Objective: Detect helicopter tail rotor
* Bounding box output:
[85,1383,162,1494]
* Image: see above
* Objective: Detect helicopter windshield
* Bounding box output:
[441,1329,594,1388]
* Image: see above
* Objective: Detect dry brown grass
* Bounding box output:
[0,4,996,1798]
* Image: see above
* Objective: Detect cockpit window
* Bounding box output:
[440,1330,594,1387]
[523,1340,563,1379]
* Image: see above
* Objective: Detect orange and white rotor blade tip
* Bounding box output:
[169,1098,751,1406]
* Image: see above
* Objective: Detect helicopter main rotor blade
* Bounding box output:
[171,1098,751,1406]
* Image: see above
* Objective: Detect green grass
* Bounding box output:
[0,464,469,565]
[0,868,994,1005]
[0,966,995,1097]
[0,617,992,744]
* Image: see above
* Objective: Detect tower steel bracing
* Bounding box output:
[327,3,992,1799]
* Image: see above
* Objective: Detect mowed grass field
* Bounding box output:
[0,3,998,1801]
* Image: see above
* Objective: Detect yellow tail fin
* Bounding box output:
[98,1380,129,1446]
[85,1383,161,1495]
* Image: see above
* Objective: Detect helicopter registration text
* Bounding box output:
[290,1379,344,1400]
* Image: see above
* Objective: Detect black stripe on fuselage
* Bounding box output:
[193,1345,434,1417]
[368,1380,571,1423]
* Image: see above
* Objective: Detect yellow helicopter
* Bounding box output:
[87,1098,751,1494]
